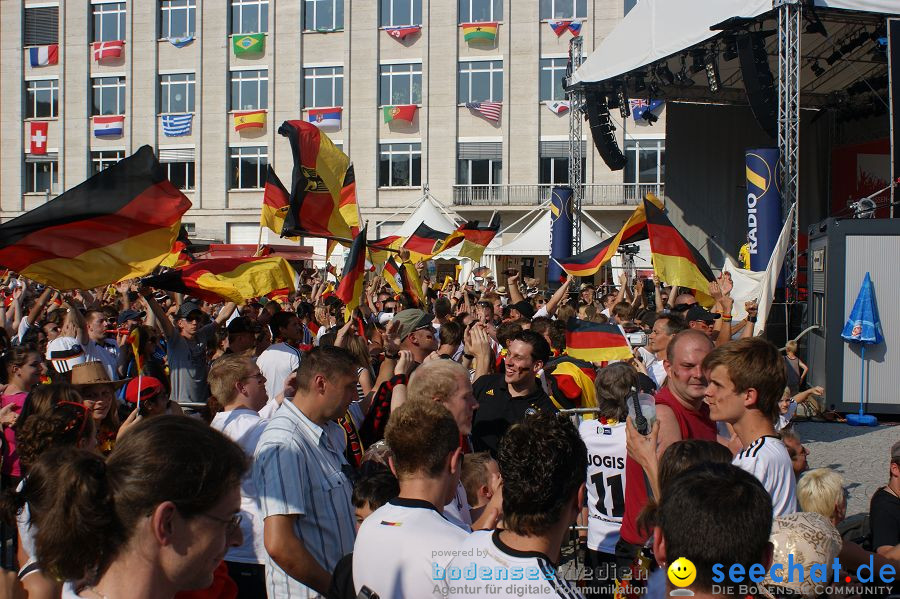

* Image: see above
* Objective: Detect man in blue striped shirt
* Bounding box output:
[253,346,360,598]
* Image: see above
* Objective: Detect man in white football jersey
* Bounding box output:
[703,337,797,517]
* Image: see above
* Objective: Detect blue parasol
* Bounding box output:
[841,272,883,426]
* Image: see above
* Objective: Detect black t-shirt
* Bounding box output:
[870,487,900,551]
[471,373,557,456]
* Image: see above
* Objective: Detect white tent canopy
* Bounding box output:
[484,210,603,256]
[387,195,462,238]
[573,0,896,85]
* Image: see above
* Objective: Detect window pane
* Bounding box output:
[539,0,553,19]
[380,0,391,27]
[334,74,343,105]
[379,153,390,186]
[392,155,409,187]
[492,160,502,184]
[457,160,469,184]
[315,79,331,107]
[492,70,502,101]
[471,160,489,184]
[304,77,314,107]
[259,78,268,109]
[457,71,467,104]
[239,157,256,188]
[335,0,344,28]
[380,72,390,106]
[260,2,269,32]
[577,0,587,17]
[411,73,422,103]
[411,152,421,186]
[412,0,422,24]
[554,158,569,183]
[471,71,490,102]
[394,0,411,26]
[638,149,658,183]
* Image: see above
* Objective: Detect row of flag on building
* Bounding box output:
[465,102,502,123]
[28,41,124,66]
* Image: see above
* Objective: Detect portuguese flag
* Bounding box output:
[462,22,499,42]
[0,145,190,290]
[142,257,298,304]
[565,318,633,362]
[383,104,418,123]
[336,226,367,318]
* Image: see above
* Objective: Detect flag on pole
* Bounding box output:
[142,257,298,304]
[461,22,499,42]
[398,260,423,308]
[402,223,454,259]
[29,45,58,67]
[336,226,367,318]
[0,146,191,289]
[233,33,265,55]
[369,235,404,266]
[159,225,194,268]
[465,102,502,123]
[564,318,633,362]
[383,257,403,293]
[456,214,500,261]
[125,328,145,373]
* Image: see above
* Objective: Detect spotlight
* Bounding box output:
[656,63,675,85]
[810,61,824,76]
[722,34,738,61]
[674,55,694,87]
[618,88,630,119]
[690,49,706,74]
[704,52,720,93]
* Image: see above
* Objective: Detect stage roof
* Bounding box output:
[573,0,895,111]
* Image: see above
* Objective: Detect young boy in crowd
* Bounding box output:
[460,452,500,523]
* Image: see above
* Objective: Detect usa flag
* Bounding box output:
[465,102,502,124]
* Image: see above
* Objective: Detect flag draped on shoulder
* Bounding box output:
[564,318,633,362]
[336,226,367,318]
[278,120,359,240]
[260,166,299,241]
[142,257,297,304]
[0,145,191,289]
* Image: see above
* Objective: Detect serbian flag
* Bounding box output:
[556,196,660,277]
[456,214,500,261]
[385,26,421,40]
[336,226,367,318]
[643,195,716,305]
[382,257,403,294]
[402,223,453,260]
[159,225,194,268]
[278,120,358,240]
[29,45,58,67]
[565,318,633,362]
[92,40,124,62]
[142,257,298,304]
[260,166,299,242]
[398,260,423,308]
[0,146,190,289]
[307,107,342,129]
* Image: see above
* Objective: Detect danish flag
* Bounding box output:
[92,40,125,62]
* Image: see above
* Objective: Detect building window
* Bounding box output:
[380,0,421,27]
[379,143,421,187]
[26,79,59,119]
[457,145,502,185]
[24,159,58,194]
[229,146,268,189]
[164,161,195,190]
[303,66,343,108]
[624,138,665,184]
[160,73,195,113]
[304,0,344,31]
[231,0,269,34]
[380,63,422,106]
[92,2,126,42]
[458,0,502,23]
[458,60,503,104]
[539,0,587,19]
[91,76,126,116]
[160,0,195,39]
[539,141,586,184]
[24,7,59,46]
[540,58,568,101]
[91,150,125,175]
[230,70,268,111]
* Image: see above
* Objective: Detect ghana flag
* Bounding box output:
[382,257,402,294]
[643,195,716,304]
[336,225,367,318]
[142,257,297,304]
[260,166,299,242]
[0,145,190,290]
[462,22,499,42]
[278,120,359,240]
[564,318,633,362]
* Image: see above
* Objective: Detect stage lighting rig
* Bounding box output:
[655,63,675,85]
[705,52,720,93]
[810,61,825,77]
[618,88,630,119]
[674,55,695,87]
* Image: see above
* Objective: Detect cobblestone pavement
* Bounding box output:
[795,420,900,517]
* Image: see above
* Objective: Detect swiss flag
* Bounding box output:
[30,121,48,155]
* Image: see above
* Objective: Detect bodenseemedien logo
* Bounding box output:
[668,557,696,596]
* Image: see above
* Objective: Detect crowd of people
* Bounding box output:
[0,260,896,599]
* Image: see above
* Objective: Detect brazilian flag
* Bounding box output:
[233,33,265,56]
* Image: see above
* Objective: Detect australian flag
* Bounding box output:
[630,99,664,122]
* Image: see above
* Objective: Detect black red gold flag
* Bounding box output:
[142,257,297,304]
[564,318,633,362]
[336,225,367,318]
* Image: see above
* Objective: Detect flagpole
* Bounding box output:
[283,230,401,254]
[255,225,264,256]
[859,345,866,418]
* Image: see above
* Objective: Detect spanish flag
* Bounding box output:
[234,110,266,131]
[456,214,500,261]
[336,226,367,318]
[278,120,358,240]
[643,196,715,305]
[260,166,299,242]
[402,223,453,260]
[383,257,402,294]
[142,257,297,304]
[556,196,660,277]
[398,260,423,308]
[369,235,403,266]
[0,146,190,290]
[564,318,633,362]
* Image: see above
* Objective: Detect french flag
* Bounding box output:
[307,107,342,129]
[93,115,125,138]
[29,45,59,67]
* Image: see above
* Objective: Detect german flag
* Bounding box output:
[398,260,423,308]
[643,195,715,305]
[0,145,190,290]
[545,356,599,418]
[336,225,367,318]
[142,257,297,304]
[456,213,500,261]
[159,225,194,268]
[369,235,403,267]
[260,166,299,242]
[278,120,357,240]
[402,223,453,260]
[556,196,662,277]
[564,318,633,362]
[383,257,402,294]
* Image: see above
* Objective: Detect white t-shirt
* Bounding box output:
[210,408,268,564]
[637,347,666,388]
[84,339,119,380]
[440,530,585,599]
[443,481,473,531]
[353,498,468,599]
[733,435,797,517]
[257,342,301,401]
[579,419,628,554]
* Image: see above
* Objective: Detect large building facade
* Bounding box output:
[1,0,667,271]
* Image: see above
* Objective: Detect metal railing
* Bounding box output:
[451,183,664,206]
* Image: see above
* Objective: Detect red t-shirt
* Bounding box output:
[619,386,716,545]
[1,392,29,478]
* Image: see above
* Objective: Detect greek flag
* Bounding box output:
[162,114,193,137]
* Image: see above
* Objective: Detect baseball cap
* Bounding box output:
[509,300,535,319]
[125,377,166,404]
[117,309,146,326]
[391,309,435,340]
[685,305,720,323]
[176,301,203,319]
[227,316,259,335]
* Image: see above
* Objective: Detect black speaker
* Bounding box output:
[737,31,778,139]
[585,93,628,171]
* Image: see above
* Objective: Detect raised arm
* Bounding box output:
[544,275,574,317]
[506,271,525,304]
[214,302,238,326]
[140,287,175,339]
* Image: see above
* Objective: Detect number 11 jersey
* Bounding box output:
[578,420,628,554]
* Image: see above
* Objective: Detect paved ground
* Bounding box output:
[795,419,900,517]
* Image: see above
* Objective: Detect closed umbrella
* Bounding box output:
[840,272,883,426]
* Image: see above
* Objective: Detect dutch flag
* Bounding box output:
[29,45,59,67]
[93,115,125,138]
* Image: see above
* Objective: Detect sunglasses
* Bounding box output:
[198,512,243,535]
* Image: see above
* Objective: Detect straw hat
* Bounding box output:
[70,362,130,389]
